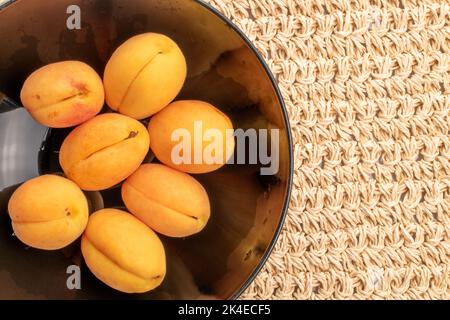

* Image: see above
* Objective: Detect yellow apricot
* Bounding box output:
[148,100,235,174]
[104,33,187,119]
[20,61,104,128]
[59,113,149,191]
[7,175,89,250]
[81,209,166,293]
[122,164,210,237]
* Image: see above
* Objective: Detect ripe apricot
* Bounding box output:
[104,33,186,119]
[81,209,166,293]
[148,100,235,174]
[7,175,89,250]
[59,113,149,191]
[122,164,210,237]
[20,61,104,128]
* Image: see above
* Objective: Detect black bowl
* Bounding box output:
[0,0,293,299]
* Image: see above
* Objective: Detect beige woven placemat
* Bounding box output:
[205,0,450,299]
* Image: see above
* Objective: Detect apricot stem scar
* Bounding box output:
[126,131,139,139]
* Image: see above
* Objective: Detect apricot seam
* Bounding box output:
[31,90,89,112]
[117,50,167,113]
[11,214,75,224]
[66,130,140,173]
[124,182,203,222]
[83,236,163,282]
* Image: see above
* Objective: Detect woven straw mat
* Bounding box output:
[204,0,450,300]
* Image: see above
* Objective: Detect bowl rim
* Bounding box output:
[0,0,294,300]
[0,0,15,11]
[193,0,294,300]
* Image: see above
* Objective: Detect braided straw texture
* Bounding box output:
[205,0,450,299]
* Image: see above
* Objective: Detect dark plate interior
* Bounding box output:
[0,0,292,299]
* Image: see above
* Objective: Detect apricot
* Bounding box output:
[7,175,89,250]
[148,100,235,174]
[104,33,187,119]
[81,209,166,293]
[122,164,210,237]
[59,113,149,191]
[20,61,104,128]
